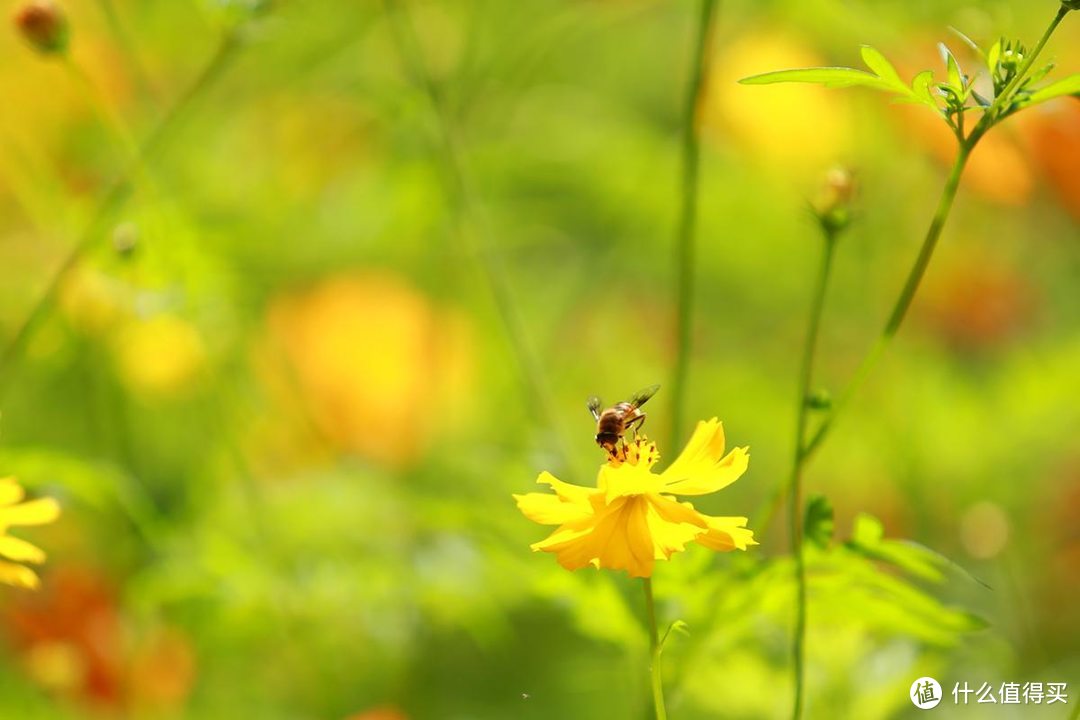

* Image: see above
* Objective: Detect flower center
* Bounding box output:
[605,437,660,469]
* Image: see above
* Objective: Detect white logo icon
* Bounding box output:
[911,677,943,709]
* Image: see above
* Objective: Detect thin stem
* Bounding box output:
[668,0,718,451]
[63,55,142,165]
[643,577,667,720]
[800,142,971,462]
[796,3,1071,465]
[384,0,571,468]
[789,229,837,720]
[0,31,243,399]
[95,0,154,96]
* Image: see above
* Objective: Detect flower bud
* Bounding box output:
[1063,1,1080,12]
[811,166,856,234]
[13,0,69,55]
[806,388,832,410]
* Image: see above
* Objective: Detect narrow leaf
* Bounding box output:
[948,27,985,62]
[660,619,690,652]
[986,40,1001,74]
[739,66,891,90]
[860,45,906,91]
[1024,62,1056,88]
[1024,73,1080,105]
[939,43,964,91]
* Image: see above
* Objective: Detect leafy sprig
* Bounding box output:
[740,29,1078,142]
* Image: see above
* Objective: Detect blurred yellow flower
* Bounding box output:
[704,32,850,168]
[515,419,756,578]
[112,315,206,397]
[0,477,60,589]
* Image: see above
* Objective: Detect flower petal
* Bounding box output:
[694,515,757,551]
[514,491,592,525]
[0,477,25,507]
[0,535,47,564]
[536,471,592,504]
[645,496,710,560]
[0,560,40,589]
[599,463,665,503]
[533,497,655,577]
[662,438,750,496]
[0,497,61,528]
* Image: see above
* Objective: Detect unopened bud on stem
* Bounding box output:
[13,0,69,55]
[811,166,856,235]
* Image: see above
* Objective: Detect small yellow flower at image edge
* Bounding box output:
[0,477,61,589]
[515,418,756,578]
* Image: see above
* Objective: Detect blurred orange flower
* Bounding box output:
[3,565,196,712]
[264,272,473,467]
[516,419,756,578]
[0,476,60,589]
[1016,100,1080,220]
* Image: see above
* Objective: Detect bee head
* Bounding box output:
[595,432,619,450]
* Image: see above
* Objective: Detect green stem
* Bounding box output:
[384,0,572,468]
[789,228,837,720]
[797,3,1071,464]
[62,55,142,167]
[800,142,971,462]
[0,31,244,399]
[643,577,667,720]
[95,0,154,97]
[669,0,717,451]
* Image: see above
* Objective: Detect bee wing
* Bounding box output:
[586,396,603,421]
[629,384,660,408]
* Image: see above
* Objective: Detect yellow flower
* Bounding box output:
[0,477,60,589]
[515,419,756,578]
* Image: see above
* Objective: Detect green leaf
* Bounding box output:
[844,513,984,586]
[1024,73,1080,105]
[986,39,1001,74]
[860,45,906,91]
[850,513,884,544]
[939,43,964,91]
[948,27,985,62]
[739,66,891,90]
[804,495,835,549]
[1024,62,1055,87]
[660,619,690,652]
[911,70,939,109]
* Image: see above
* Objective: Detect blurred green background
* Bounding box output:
[0,0,1077,718]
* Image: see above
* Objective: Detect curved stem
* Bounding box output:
[668,0,718,451]
[768,4,1073,513]
[789,229,837,720]
[801,142,971,462]
[643,577,667,720]
[0,31,244,399]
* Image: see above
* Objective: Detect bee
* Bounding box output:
[586,384,660,451]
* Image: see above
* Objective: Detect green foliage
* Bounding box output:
[740,23,1078,138]
[739,45,943,115]
[803,494,834,550]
